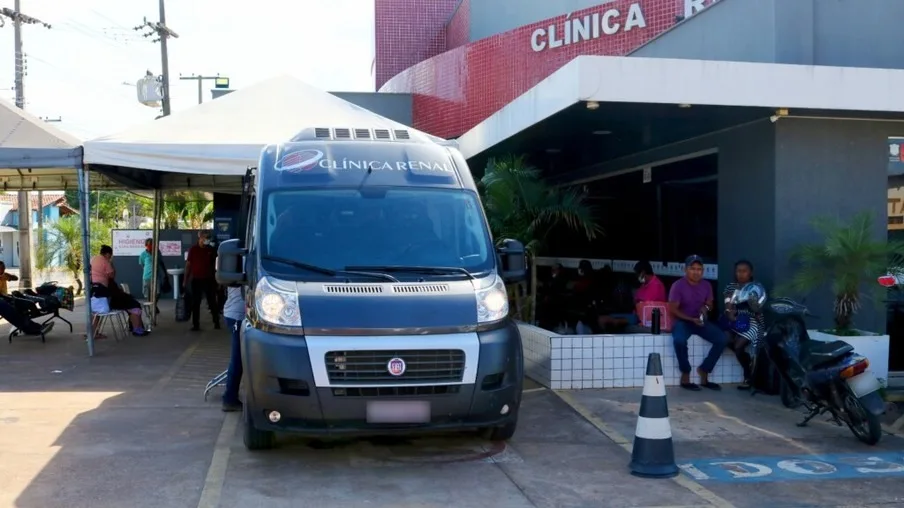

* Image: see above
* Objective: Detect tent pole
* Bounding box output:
[78,165,94,357]
[150,189,161,326]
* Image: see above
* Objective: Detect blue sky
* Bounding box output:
[0,0,375,141]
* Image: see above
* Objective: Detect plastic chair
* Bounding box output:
[91,297,130,341]
[120,283,156,331]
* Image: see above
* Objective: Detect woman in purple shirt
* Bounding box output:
[668,255,728,391]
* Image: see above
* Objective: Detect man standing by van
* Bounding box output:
[185,231,220,331]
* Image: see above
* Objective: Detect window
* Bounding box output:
[260,187,494,276]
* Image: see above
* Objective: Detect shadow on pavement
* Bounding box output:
[1,300,229,508]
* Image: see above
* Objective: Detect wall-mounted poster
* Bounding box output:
[159,241,182,257]
[112,230,153,256]
[890,137,904,176]
[214,216,234,242]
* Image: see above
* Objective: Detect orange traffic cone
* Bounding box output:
[629,352,679,478]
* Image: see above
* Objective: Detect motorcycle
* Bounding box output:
[729,283,886,445]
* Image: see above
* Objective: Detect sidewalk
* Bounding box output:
[3,309,904,508]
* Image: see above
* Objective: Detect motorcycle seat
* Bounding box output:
[805,340,855,367]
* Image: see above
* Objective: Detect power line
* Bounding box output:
[0,0,52,290]
[133,0,178,116]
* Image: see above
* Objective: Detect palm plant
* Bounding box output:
[162,195,186,229]
[479,155,602,321]
[181,191,214,229]
[786,211,904,334]
[39,216,113,295]
[161,191,214,229]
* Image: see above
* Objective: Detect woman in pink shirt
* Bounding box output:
[90,245,149,337]
[634,261,666,303]
[598,261,666,330]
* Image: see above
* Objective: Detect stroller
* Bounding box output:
[3,282,75,343]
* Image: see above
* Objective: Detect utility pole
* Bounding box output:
[1,1,51,288]
[134,0,178,116]
[179,74,228,105]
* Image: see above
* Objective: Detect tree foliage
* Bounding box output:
[36,216,113,295]
[478,155,601,254]
[64,190,214,230]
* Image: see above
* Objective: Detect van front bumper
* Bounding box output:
[240,322,523,436]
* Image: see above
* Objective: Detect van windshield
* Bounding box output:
[261,187,495,277]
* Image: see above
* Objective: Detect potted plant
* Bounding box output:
[786,211,904,381]
[478,154,602,323]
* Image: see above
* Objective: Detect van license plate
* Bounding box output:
[366,401,431,423]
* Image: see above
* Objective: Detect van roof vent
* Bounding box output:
[393,129,411,140]
[353,128,371,139]
[314,128,331,139]
[334,128,352,139]
[391,284,449,294]
[323,284,384,294]
[374,129,391,140]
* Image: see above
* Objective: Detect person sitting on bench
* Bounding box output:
[91,245,150,337]
[0,261,19,296]
[0,297,54,335]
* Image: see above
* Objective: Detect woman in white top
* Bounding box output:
[221,285,246,412]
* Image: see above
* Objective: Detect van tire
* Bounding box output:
[486,418,518,442]
[243,403,275,451]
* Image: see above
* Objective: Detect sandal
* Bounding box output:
[680,382,702,391]
[701,382,722,391]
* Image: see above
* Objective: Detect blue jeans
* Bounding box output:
[223,317,243,404]
[671,320,728,374]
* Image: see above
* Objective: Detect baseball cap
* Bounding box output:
[684,255,704,267]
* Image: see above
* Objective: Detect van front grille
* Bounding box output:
[332,385,460,397]
[325,349,465,384]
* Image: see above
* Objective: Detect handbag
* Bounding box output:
[175,294,190,322]
[635,301,672,331]
[90,297,110,314]
[719,311,751,333]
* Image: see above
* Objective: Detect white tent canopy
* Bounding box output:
[83,75,448,178]
[0,96,91,190]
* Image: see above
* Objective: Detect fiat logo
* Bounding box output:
[387,358,406,376]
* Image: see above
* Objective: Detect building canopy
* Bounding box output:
[457,55,904,162]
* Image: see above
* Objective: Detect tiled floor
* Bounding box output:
[519,324,744,390]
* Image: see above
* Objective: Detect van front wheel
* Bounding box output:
[243,404,275,451]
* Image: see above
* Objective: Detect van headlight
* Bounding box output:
[476,276,509,323]
[254,276,301,327]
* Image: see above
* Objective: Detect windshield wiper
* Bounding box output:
[345,265,475,280]
[262,255,398,282]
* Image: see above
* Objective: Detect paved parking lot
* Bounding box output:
[2,307,903,508]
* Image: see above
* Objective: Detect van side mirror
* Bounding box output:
[497,238,527,283]
[216,239,247,285]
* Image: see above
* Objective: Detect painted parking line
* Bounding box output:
[679,452,904,483]
[554,390,735,508]
[197,412,239,508]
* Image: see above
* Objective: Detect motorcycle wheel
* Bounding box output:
[779,378,801,408]
[843,390,882,445]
